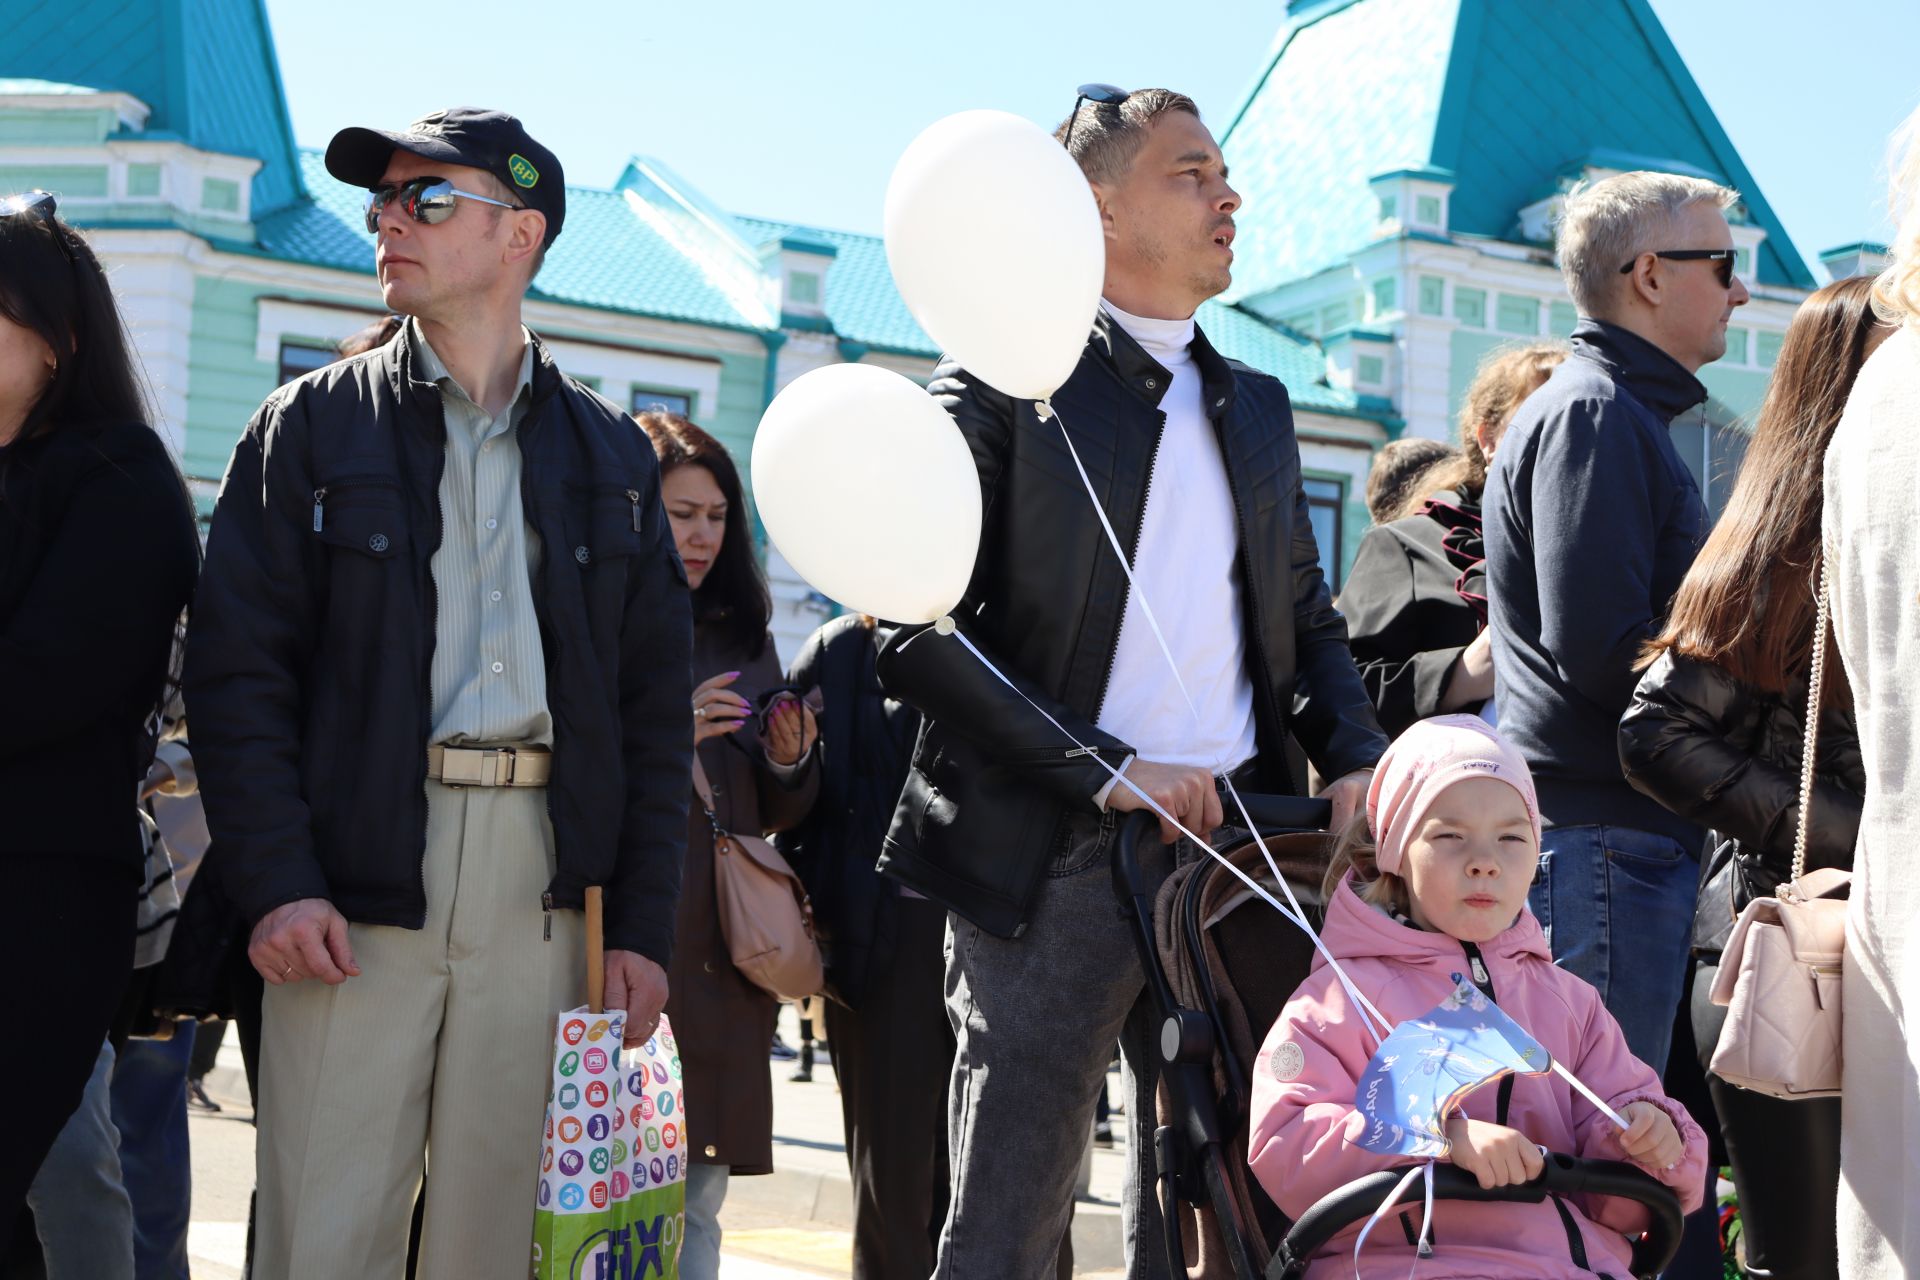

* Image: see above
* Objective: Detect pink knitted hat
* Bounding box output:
[1365,715,1541,877]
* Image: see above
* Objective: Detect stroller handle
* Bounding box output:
[1269,1153,1683,1279]
[1113,793,1333,860]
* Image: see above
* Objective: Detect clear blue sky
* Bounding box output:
[264,0,1917,278]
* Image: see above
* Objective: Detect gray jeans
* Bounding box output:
[27,1039,134,1280]
[935,810,1244,1280]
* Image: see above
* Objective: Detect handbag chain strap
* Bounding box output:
[1788,559,1833,892]
[689,753,731,845]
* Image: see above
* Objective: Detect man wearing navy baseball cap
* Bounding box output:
[187,108,693,1276]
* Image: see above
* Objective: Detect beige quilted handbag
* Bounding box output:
[1708,563,1849,1100]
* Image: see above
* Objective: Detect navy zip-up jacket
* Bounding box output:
[1483,318,1709,847]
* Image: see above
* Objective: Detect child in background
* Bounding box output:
[1248,715,1706,1278]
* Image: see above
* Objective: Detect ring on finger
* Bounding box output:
[280,961,294,979]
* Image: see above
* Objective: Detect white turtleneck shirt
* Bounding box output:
[1093,300,1257,782]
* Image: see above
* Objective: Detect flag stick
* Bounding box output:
[1551,1059,1629,1128]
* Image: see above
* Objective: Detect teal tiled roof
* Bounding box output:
[0,0,305,213]
[1220,0,1457,295]
[1222,0,1814,297]
[264,153,772,332]
[1196,301,1370,418]
[735,216,932,354]
[0,78,102,95]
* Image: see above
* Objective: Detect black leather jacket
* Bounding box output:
[877,313,1387,938]
[1620,649,1863,955]
[185,327,693,962]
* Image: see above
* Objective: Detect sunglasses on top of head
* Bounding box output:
[1618,248,1738,289]
[1061,83,1132,152]
[362,176,523,235]
[1,189,76,258]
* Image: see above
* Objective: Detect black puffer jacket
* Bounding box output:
[1619,649,1863,955]
[878,312,1386,938]
[185,327,693,962]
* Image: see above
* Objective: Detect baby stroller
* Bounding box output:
[1111,803,1684,1280]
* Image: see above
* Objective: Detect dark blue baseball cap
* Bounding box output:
[326,107,565,246]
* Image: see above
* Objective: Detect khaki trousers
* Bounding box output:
[255,782,585,1279]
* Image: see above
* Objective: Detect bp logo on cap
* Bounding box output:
[508,153,539,189]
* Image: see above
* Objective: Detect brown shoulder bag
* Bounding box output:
[693,755,824,1004]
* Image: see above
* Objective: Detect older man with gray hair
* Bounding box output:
[1482,170,1749,1073]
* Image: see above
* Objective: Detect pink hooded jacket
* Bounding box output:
[1249,878,1707,1279]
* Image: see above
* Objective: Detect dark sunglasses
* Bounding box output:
[1,190,78,264]
[1618,248,1738,288]
[1061,83,1132,153]
[0,189,57,221]
[362,176,523,235]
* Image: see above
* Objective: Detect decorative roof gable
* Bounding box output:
[1221,0,1814,299]
[0,0,304,213]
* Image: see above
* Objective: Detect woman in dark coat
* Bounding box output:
[0,192,199,1243]
[1620,276,1888,1280]
[1338,342,1565,736]
[638,411,817,1280]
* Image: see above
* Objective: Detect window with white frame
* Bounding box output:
[1303,477,1345,589]
[631,387,693,417]
[279,340,336,384]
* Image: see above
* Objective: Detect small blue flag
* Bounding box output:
[1353,974,1554,1158]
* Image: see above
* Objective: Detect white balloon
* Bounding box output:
[885,109,1105,401]
[751,364,982,625]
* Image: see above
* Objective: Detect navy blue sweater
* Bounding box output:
[1483,320,1709,846]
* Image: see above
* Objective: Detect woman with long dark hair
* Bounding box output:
[1620,275,1889,1280]
[1340,341,1565,735]
[636,410,817,1280]
[0,193,200,1239]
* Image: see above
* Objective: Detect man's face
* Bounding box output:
[1094,112,1240,313]
[1648,201,1751,369]
[372,150,521,320]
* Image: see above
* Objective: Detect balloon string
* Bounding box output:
[1353,1161,1430,1279]
[904,624,1395,1041]
[1036,397,1389,1045]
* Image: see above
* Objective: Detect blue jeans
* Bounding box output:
[26,1039,134,1279]
[680,1162,729,1280]
[1528,824,1697,1074]
[110,1029,195,1280]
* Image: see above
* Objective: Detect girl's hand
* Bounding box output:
[693,672,751,746]
[1443,1116,1545,1190]
[762,698,818,766]
[1616,1101,1684,1172]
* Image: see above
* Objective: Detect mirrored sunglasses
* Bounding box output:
[363,177,523,235]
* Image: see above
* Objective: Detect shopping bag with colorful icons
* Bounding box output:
[531,888,687,1280]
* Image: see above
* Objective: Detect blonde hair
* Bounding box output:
[1556,171,1739,319]
[1396,341,1568,519]
[1873,103,1920,326]
[1320,810,1411,916]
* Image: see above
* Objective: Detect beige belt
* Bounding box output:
[427,743,553,788]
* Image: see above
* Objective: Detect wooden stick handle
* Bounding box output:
[585,886,605,1014]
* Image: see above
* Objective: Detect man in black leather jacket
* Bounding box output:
[877,88,1386,1279]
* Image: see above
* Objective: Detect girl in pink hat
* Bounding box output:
[1248,714,1707,1278]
